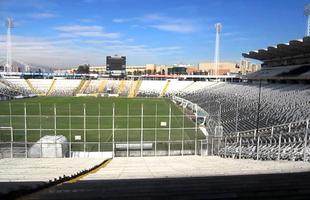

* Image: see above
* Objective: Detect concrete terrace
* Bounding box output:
[83,156,310,180]
[22,156,310,200]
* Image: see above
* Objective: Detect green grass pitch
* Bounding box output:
[0,97,205,151]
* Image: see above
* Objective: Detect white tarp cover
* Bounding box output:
[28,135,69,158]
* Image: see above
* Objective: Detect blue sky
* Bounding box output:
[0,0,309,68]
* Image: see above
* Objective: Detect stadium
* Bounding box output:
[1,1,310,200]
[1,57,310,159]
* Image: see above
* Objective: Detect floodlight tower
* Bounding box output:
[214,23,222,76]
[305,4,310,36]
[6,18,14,73]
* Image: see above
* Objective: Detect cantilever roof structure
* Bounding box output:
[242,36,310,61]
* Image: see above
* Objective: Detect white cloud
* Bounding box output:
[113,13,200,33]
[83,40,124,44]
[30,12,57,19]
[54,25,103,32]
[0,35,183,67]
[79,18,97,23]
[113,18,127,23]
[54,25,120,38]
[150,24,197,33]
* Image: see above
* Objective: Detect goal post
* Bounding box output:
[0,127,13,158]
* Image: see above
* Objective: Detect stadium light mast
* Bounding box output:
[6,18,14,73]
[214,23,222,76]
[305,4,310,36]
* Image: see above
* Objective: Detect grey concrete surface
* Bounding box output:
[0,158,105,182]
[83,156,310,180]
[0,158,108,195]
[24,156,310,200]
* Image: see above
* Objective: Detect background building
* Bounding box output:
[89,66,106,74]
[199,60,260,75]
[126,65,146,75]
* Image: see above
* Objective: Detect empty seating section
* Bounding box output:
[216,120,310,161]
[138,80,168,97]
[103,79,118,94]
[247,65,303,79]
[0,82,20,100]
[84,80,101,94]
[50,79,81,96]
[165,80,193,96]
[120,80,132,96]
[4,79,32,95]
[180,82,310,134]
[30,79,53,94]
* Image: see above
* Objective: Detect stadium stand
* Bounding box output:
[128,79,142,97]
[83,80,101,94]
[49,79,81,96]
[103,79,118,94]
[29,79,53,95]
[242,36,310,82]
[0,81,20,100]
[0,78,32,96]
[138,80,167,97]
[164,80,193,96]
[180,82,310,134]
[216,119,309,161]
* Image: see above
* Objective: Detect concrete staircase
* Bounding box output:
[81,80,91,94]
[25,79,37,94]
[128,80,142,97]
[117,80,126,95]
[74,80,91,95]
[160,80,170,97]
[73,80,85,96]
[97,80,107,94]
[46,79,56,96]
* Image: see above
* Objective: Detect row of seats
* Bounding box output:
[0,81,20,100]
[180,82,310,134]
[50,79,81,96]
[31,79,53,94]
[0,78,32,96]
[138,80,167,97]
[0,78,34,100]
[215,120,309,161]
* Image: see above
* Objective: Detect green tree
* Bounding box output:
[77,64,90,74]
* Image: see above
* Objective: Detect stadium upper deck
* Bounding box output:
[243,36,310,82]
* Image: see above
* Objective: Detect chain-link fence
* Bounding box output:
[0,102,207,158]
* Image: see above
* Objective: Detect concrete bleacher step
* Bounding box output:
[117,80,126,95]
[23,157,310,199]
[77,80,91,94]
[160,80,170,97]
[73,80,85,96]
[128,80,142,97]
[46,79,56,96]
[97,80,107,94]
[25,79,38,94]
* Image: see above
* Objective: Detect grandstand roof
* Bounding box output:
[242,36,310,61]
